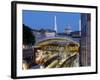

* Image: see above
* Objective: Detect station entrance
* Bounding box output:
[33,38,80,68]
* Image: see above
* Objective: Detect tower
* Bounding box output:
[79,19,81,35]
[54,16,57,32]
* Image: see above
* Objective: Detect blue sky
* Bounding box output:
[23,10,80,33]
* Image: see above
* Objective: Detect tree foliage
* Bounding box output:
[23,24,35,45]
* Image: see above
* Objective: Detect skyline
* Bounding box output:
[23,10,81,33]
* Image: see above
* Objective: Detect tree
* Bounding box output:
[23,24,35,45]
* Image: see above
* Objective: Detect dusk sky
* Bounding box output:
[23,10,80,33]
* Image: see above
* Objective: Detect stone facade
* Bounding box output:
[80,13,91,66]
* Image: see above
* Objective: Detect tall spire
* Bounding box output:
[79,19,81,35]
[79,19,81,31]
[54,16,57,32]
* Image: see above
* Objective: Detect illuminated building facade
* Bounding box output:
[80,13,91,66]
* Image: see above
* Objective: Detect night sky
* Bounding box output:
[23,10,80,33]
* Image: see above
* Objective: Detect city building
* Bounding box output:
[44,29,56,37]
[64,25,72,35]
[71,31,81,38]
[32,28,56,41]
[80,13,91,66]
